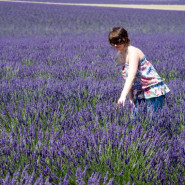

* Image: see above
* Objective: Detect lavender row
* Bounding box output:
[1,103,185,184]
[1,101,185,184]
[1,2,185,39]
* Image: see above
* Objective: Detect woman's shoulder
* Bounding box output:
[128,45,145,61]
[128,45,143,54]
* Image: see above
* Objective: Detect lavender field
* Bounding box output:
[0,2,185,185]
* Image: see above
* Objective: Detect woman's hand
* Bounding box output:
[117,96,135,107]
[117,96,126,106]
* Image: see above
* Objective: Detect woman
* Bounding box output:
[108,27,170,113]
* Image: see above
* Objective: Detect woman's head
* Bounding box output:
[108,27,130,47]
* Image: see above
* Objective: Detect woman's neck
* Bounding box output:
[121,45,128,56]
[120,45,128,58]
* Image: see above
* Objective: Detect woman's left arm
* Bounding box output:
[117,51,140,106]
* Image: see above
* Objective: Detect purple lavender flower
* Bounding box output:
[107,178,114,185]
[87,172,101,184]
[103,171,109,184]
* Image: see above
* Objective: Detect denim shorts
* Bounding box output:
[134,95,165,113]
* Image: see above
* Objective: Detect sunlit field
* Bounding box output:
[9,0,185,4]
[0,2,185,184]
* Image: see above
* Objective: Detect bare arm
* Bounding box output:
[118,50,139,106]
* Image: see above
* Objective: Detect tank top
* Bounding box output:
[122,57,170,99]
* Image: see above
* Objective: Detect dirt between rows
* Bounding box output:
[0,0,185,11]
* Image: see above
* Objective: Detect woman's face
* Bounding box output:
[112,43,125,51]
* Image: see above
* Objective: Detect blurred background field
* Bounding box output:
[4,0,185,4]
[0,1,185,184]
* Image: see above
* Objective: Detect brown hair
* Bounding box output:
[108,27,130,46]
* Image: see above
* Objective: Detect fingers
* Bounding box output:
[117,100,125,106]
[116,97,126,109]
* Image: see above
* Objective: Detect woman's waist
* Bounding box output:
[132,79,165,90]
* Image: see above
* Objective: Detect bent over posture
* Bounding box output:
[108,27,170,112]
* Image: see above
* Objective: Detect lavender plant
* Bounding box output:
[0,1,185,184]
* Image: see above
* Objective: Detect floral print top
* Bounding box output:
[122,57,170,99]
